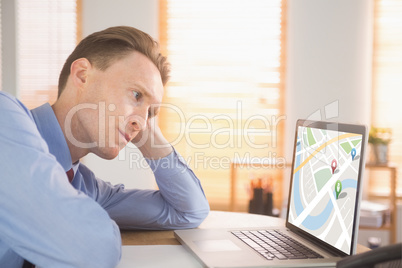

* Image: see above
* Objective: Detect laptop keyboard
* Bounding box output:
[232,230,323,261]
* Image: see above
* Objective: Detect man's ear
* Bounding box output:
[70,58,92,89]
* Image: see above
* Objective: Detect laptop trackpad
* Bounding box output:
[194,240,242,252]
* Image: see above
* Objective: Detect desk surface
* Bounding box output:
[121,211,369,254]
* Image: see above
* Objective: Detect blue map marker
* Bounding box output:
[351,148,356,160]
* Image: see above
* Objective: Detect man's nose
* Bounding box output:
[130,108,148,131]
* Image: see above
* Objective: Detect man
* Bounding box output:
[0,26,210,267]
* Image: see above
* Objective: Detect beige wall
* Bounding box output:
[283,0,373,208]
[285,0,373,160]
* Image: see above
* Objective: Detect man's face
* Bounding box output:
[75,51,163,159]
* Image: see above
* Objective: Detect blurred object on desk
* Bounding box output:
[359,200,390,228]
[248,176,279,217]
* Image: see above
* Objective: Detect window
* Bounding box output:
[17,0,78,109]
[371,0,402,196]
[159,0,287,210]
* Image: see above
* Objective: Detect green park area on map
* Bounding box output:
[314,169,332,192]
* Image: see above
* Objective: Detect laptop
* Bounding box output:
[175,119,368,267]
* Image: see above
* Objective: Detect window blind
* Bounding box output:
[159,0,287,210]
[17,0,77,109]
[371,0,402,197]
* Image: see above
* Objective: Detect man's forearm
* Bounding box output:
[104,148,210,230]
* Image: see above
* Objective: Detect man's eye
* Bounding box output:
[132,91,140,99]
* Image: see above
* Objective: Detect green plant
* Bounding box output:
[368,127,392,145]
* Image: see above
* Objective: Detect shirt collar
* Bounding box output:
[31,103,73,172]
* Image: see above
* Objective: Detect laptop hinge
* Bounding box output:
[292,229,346,257]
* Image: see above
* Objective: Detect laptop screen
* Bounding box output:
[287,120,366,255]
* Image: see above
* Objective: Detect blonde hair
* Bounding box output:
[58,26,170,97]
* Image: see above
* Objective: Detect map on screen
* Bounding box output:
[288,126,362,254]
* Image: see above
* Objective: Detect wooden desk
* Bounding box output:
[121,211,369,254]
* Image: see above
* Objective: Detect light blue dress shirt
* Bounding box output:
[0,92,209,268]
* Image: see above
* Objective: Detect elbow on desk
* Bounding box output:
[193,204,210,227]
[180,205,210,229]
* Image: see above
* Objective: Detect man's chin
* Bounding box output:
[94,147,121,160]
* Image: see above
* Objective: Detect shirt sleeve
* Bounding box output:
[0,93,121,268]
[83,149,210,230]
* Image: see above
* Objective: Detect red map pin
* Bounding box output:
[331,159,337,174]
